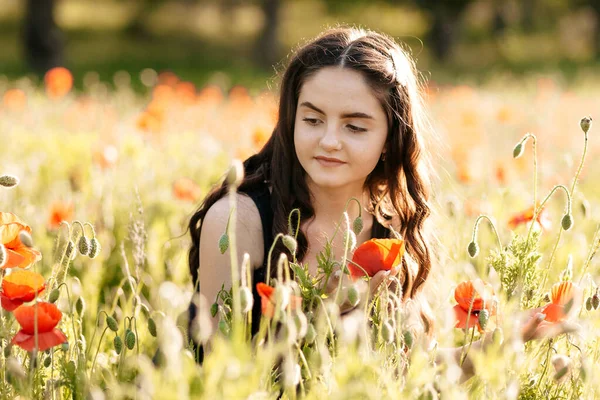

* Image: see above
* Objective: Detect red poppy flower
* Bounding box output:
[256,283,302,318]
[541,281,580,323]
[44,67,73,99]
[1,270,45,311]
[508,205,551,231]
[172,177,202,203]
[48,201,74,230]
[11,302,67,352]
[348,238,404,280]
[453,279,497,332]
[0,212,42,269]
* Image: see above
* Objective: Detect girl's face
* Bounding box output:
[294,67,389,192]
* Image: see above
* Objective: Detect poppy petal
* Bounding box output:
[1,292,23,311]
[12,328,68,352]
[13,302,62,334]
[541,303,565,323]
[550,281,577,306]
[453,304,480,330]
[3,246,42,269]
[2,269,45,301]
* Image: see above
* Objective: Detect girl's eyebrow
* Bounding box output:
[299,101,374,120]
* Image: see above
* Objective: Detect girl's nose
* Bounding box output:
[319,125,342,151]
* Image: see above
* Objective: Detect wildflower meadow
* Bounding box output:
[1,68,600,399]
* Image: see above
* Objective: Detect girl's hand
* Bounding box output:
[521,311,580,342]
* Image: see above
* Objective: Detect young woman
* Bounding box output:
[187,26,573,372]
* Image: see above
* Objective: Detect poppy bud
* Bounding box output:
[76,297,85,315]
[113,336,123,354]
[543,293,551,302]
[226,159,244,187]
[218,233,229,254]
[0,244,6,268]
[513,142,524,158]
[580,116,592,134]
[275,285,291,311]
[43,356,52,368]
[218,319,230,336]
[3,344,11,358]
[586,297,592,311]
[592,294,599,310]
[78,236,90,256]
[282,235,297,254]
[148,317,157,337]
[478,309,490,330]
[580,199,590,218]
[403,330,414,349]
[106,315,119,332]
[0,174,19,188]
[381,321,394,344]
[66,241,76,260]
[125,329,136,350]
[561,214,573,231]
[492,328,504,346]
[48,288,60,303]
[305,323,317,344]
[88,238,101,259]
[240,286,253,313]
[294,312,308,339]
[552,354,572,382]
[346,285,360,307]
[210,303,219,318]
[18,231,33,248]
[352,216,363,235]
[61,343,69,352]
[467,241,479,258]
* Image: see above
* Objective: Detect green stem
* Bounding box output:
[579,223,600,284]
[330,197,363,243]
[471,215,503,252]
[334,212,352,304]
[90,326,109,376]
[266,233,284,286]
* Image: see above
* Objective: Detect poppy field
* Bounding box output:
[2,68,600,399]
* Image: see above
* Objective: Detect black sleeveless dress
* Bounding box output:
[188,181,389,363]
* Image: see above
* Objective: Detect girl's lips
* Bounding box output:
[315,156,346,167]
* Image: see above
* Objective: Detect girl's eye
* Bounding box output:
[347,124,367,133]
[303,118,321,126]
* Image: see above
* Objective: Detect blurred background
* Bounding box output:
[3,0,600,91]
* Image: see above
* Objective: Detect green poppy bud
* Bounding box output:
[88,238,101,259]
[478,309,490,330]
[352,216,363,235]
[346,285,360,307]
[113,336,123,354]
[218,319,230,336]
[561,214,573,231]
[282,235,297,254]
[492,328,504,346]
[0,175,19,188]
[240,286,253,313]
[66,241,76,260]
[75,297,85,315]
[554,366,569,381]
[3,344,11,358]
[467,241,479,258]
[294,312,308,339]
[43,356,52,368]
[218,233,229,254]
[403,330,414,349]
[78,236,90,256]
[381,321,394,344]
[586,297,592,311]
[106,315,119,332]
[580,116,592,134]
[210,303,219,318]
[48,288,60,303]
[513,142,524,158]
[148,318,157,337]
[61,343,69,352]
[592,294,599,310]
[305,323,317,344]
[125,329,136,350]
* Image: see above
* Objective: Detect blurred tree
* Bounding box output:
[253,0,281,69]
[23,0,64,73]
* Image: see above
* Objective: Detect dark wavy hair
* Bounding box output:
[189,27,436,335]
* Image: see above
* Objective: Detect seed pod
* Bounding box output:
[478,309,490,330]
[210,303,219,318]
[18,231,33,248]
[403,330,414,349]
[467,241,479,258]
[381,321,394,344]
[218,233,229,254]
[352,216,363,235]
[593,294,600,310]
[346,285,360,307]
[48,288,60,303]
[240,286,253,313]
[88,238,101,259]
[305,323,317,344]
[282,235,297,254]
[580,116,592,134]
[513,142,524,158]
[561,214,573,231]
[0,175,19,188]
[125,329,136,350]
[75,297,85,315]
[113,336,123,354]
[78,236,90,256]
[0,244,6,268]
[586,297,592,311]
[148,318,157,337]
[106,315,119,332]
[43,356,52,368]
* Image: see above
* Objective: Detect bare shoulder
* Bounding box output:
[199,193,265,270]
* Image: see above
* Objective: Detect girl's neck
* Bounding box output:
[306,180,369,226]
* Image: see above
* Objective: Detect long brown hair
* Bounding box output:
[189,27,436,334]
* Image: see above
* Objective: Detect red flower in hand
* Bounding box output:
[349,238,405,280]
[1,270,46,311]
[256,283,302,318]
[453,279,498,332]
[11,302,67,352]
[541,281,580,323]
